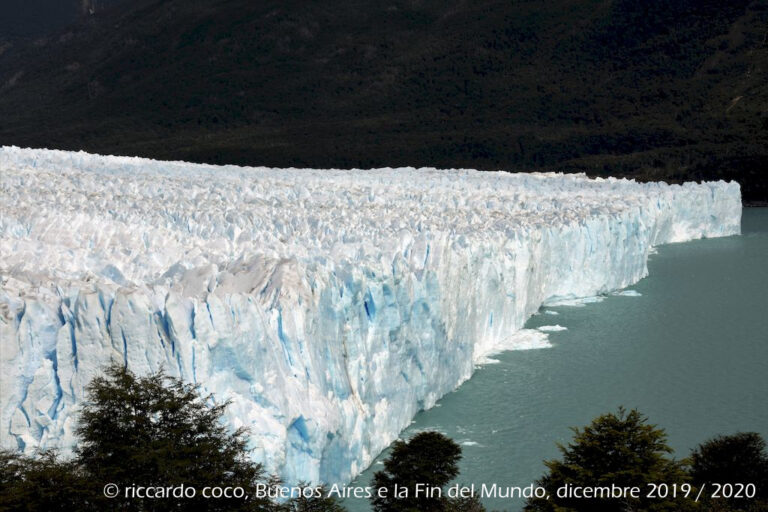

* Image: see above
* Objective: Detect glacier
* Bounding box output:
[0,146,741,485]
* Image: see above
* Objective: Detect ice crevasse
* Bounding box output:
[0,147,741,484]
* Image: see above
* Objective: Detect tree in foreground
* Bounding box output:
[371,430,484,512]
[525,407,693,512]
[0,449,88,511]
[75,363,272,511]
[0,363,346,512]
[280,484,347,512]
[689,432,768,511]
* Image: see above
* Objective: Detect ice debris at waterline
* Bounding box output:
[612,289,643,297]
[0,147,741,484]
[537,325,568,332]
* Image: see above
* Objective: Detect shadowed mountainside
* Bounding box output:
[0,0,125,39]
[0,0,766,203]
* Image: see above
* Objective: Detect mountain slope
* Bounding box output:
[0,0,125,39]
[0,0,766,202]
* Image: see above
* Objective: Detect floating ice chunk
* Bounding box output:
[544,310,559,315]
[537,325,568,332]
[612,289,642,297]
[475,329,554,365]
[544,296,606,307]
[476,358,501,365]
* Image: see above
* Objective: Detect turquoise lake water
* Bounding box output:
[345,207,768,511]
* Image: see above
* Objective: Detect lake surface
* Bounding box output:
[345,207,768,511]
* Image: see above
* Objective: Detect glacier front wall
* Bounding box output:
[0,147,741,485]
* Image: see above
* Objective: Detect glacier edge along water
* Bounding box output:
[340,208,767,512]
[0,147,741,485]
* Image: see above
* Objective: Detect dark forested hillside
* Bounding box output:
[0,0,765,203]
[0,0,125,38]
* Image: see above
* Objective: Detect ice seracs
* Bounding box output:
[0,147,741,485]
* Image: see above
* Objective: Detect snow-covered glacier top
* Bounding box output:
[0,147,741,484]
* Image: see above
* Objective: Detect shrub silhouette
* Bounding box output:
[525,407,693,512]
[0,363,346,512]
[371,430,485,512]
[690,432,768,511]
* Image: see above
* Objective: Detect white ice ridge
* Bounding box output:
[0,146,741,484]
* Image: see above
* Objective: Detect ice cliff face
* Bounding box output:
[0,147,741,484]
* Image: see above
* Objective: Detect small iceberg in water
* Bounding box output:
[537,325,568,332]
[612,289,642,297]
